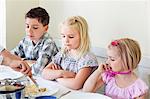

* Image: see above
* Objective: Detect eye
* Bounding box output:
[33,27,38,29]
[69,36,74,38]
[26,25,29,28]
[107,56,115,61]
[61,35,65,38]
[110,58,115,61]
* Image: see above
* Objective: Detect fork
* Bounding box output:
[58,91,71,99]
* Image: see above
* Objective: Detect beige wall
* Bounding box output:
[39,0,149,56]
[6,0,39,50]
[6,0,150,56]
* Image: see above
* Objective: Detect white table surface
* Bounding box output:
[0,65,111,99]
[34,76,111,99]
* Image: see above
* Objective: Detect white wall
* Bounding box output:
[6,0,150,56]
[0,0,6,47]
[39,0,149,56]
[6,0,39,50]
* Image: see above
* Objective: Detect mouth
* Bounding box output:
[28,35,34,38]
[64,44,70,47]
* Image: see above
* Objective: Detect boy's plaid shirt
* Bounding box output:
[11,33,59,75]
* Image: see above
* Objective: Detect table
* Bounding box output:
[0,65,111,99]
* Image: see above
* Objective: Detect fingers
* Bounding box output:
[26,71,32,77]
[102,64,112,71]
[19,61,31,75]
[98,63,112,72]
[56,64,62,69]
[50,63,62,70]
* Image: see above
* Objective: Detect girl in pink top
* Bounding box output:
[83,38,149,99]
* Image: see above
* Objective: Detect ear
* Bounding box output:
[44,25,49,32]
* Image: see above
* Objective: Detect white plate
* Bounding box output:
[32,76,59,96]
[60,91,111,99]
[0,65,24,80]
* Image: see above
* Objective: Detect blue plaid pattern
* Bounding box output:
[11,33,59,75]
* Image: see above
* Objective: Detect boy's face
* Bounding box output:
[25,18,48,43]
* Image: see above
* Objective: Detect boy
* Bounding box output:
[12,7,58,75]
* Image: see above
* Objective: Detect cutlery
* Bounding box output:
[28,76,39,88]
[58,90,71,99]
[18,64,39,88]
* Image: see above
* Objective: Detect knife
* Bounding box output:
[58,91,71,99]
[19,64,39,88]
[28,76,39,88]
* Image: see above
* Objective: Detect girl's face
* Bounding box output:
[61,26,80,50]
[106,47,124,72]
[25,18,48,43]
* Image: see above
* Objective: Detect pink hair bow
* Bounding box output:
[111,40,119,46]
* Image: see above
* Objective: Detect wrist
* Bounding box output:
[2,55,12,66]
[60,70,65,78]
[96,69,103,75]
[59,70,64,78]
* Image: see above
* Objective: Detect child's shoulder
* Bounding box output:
[125,78,149,97]
[43,34,53,41]
[103,75,149,98]
[78,52,99,67]
[82,52,97,59]
[41,34,57,44]
[79,52,98,64]
[133,78,149,89]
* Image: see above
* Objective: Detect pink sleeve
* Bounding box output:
[132,79,149,98]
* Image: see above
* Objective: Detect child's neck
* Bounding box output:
[69,49,77,55]
[68,49,78,59]
[115,72,137,88]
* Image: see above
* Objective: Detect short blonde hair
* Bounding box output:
[108,38,141,71]
[60,16,90,58]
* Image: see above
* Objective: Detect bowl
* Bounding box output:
[35,96,56,99]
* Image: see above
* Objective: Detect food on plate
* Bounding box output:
[0,83,24,91]
[25,84,47,96]
[38,87,47,92]
[0,85,18,91]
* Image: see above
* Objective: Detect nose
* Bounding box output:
[27,27,33,35]
[64,37,69,43]
[105,58,110,65]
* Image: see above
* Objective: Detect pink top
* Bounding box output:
[102,72,149,99]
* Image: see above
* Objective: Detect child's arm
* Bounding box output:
[11,39,25,57]
[41,62,76,80]
[41,62,64,80]
[56,67,92,90]
[82,65,104,92]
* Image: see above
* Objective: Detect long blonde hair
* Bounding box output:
[108,38,141,71]
[60,16,90,59]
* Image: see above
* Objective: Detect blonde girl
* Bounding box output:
[83,38,148,99]
[42,16,98,90]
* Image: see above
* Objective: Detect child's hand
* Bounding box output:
[27,71,32,78]
[9,60,31,75]
[97,63,111,73]
[24,60,36,67]
[48,63,62,70]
